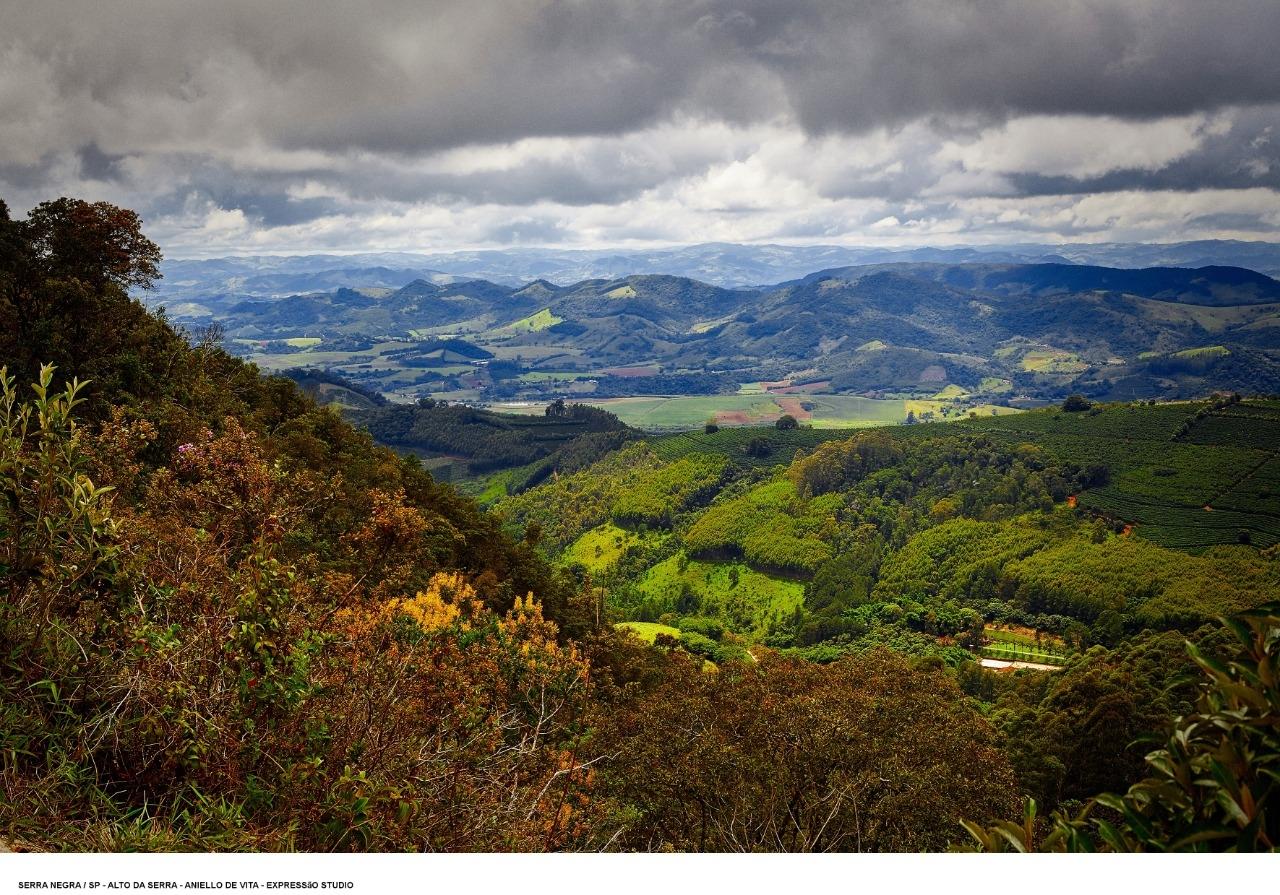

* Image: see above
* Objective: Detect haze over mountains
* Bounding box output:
[153,239,1280,301]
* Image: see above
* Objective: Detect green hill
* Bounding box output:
[497,398,1280,654]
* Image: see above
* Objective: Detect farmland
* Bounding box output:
[564,522,649,574]
[490,392,1014,431]
[963,398,1280,549]
[979,626,1071,666]
[495,307,563,333]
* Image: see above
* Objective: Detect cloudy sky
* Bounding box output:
[2,0,1279,256]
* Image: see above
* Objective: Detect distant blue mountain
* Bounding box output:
[153,240,1280,301]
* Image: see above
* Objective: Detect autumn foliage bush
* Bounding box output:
[597,648,1019,852]
[0,366,602,850]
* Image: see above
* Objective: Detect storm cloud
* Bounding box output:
[1,1,1278,252]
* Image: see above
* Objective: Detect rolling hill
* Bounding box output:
[181,261,1280,408]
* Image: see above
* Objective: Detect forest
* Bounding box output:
[0,197,1276,853]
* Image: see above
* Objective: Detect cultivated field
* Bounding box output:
[490,393,1020,431]
[965,398,1280,549]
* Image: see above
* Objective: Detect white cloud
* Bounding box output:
[937,113,1216,179]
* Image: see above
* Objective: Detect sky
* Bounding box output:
[2,0,1279,257]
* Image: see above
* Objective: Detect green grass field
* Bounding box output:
[615,621,682,644]
[804,395,921,428]
[985,627,1065,649]
[563,523,647,574]
[981,644,1069,665]
[1021,348,1088,373]
[495,307,563,334]
[584,395,783,429]
[1173,345,1231,359]
[978,377,1013,394]
[984,627,1069,663]
[495,393,1002,431]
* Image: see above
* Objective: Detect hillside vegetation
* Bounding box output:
[499,395,1279,665]
[2,197,1277,853]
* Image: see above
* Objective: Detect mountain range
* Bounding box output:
[152,239,1280,301]
[171,259,1280,404]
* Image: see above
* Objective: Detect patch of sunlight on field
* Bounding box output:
[636,555,805,640]
[615,621,681,644]
[1021,348,1088,373]
[967,404,1025,417]
[1173,345,1231,359]
[497,307,563,333]
[564,523,646,573]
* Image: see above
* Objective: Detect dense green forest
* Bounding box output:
[1,198,1277,853]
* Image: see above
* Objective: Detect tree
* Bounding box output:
[704,420,719,434]
[0,198,171,400]
[600,649,1018,851]
[1061,395,1091,412]
[0,197,609,849]
[776,413,799,430]
[964,604,1280,852]
[22,197,161,292]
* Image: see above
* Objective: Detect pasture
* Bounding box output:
[564,523,649,574]
[615,621,682,643]
[493,393,1001,431]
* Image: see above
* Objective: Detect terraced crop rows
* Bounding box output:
[971,400,1280,550]
[1077,491,1280,548]
[1184,412,1280,451]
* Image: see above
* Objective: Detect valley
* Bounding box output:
[3,196,1279,855]
[164,262,1280,436]
[495,396,1280,667]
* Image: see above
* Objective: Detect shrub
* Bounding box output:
[676,616,725,640]
[964,604,1280,852]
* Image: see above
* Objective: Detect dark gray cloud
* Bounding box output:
[4,1,1278,156]
[1,1,1278,249]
